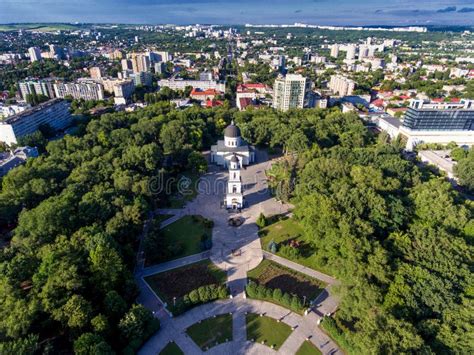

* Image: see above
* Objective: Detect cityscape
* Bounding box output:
[0,4,473,355]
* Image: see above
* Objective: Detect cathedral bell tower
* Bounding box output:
[225,154,243,209]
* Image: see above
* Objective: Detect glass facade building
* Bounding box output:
[402,107,474,131]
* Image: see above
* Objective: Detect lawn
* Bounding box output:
[296,340,322,355]
[159,341,183,355]
[246,313,292,350]
[145,214,213,264]
[259,217,333,275]
[186,314,233,350]
[144,259,227,314]
[248,259,325,302]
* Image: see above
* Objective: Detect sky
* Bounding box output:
[1,0,474,26]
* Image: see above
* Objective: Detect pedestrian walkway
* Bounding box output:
[139,298,340,355]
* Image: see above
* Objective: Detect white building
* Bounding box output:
[19,79,56,100]
[28,47,42,63]
[211,121,255,167]
[330,44,339,58]
[225,154,244,209]
[0,99,72,145]
[158,78,226,92]
[273,74,310,111]
[54,81,105,101]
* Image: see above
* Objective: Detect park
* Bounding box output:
[135,123,341,355]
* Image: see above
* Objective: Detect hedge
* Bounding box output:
[169,284,228,315]
[245,281,305,313]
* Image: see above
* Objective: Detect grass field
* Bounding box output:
[246,313,292,350]
[296,340,322,355]
[159,341,183,355]
[259,217,333,275]
[248,259,325,301]
[186,314,233,350]
[145,259,226,304]
[0,24,79,32]
[145,214,212,265]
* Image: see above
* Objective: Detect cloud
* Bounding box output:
[458,7,474,12]
[437,6,456,13]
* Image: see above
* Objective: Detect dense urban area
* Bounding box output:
[0,22,473,355]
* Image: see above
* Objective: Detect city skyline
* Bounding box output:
[1,0,474,26]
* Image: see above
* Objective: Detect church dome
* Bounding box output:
[224,121,241,138]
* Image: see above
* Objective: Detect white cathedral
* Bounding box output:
[211,121,255,209]
[210,121,255,167]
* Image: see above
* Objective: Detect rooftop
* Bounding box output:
[1,99,67,125]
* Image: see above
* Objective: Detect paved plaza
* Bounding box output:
[135,150,341,354]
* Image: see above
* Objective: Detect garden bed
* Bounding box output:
[144,259,227,315]
[296,340,322,355]
[159,341,183,355]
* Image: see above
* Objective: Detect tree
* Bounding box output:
[454,150,474,191]
[73,333,113,355]
[187,151,207,173]
[256,213,267,228]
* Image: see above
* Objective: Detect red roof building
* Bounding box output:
[190,88,220,101]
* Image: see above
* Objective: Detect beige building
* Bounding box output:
[54,80,104,101]
[89,67,103,80]
[329,75,355,96]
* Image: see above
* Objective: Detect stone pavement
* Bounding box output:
[139,298,340,355]
[136,150,341,355]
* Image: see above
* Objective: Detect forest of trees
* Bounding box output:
[252,111,473,354]
[0,102,472,353]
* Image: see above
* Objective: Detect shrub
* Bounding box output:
[256,213,267,228]
[246,281,257,298]
[267,239,278,253]
[273,288,283,302]
[291,295,302,310]
[280,244,300,259]
[281,293,291,307]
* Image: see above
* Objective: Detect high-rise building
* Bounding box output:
[345,45,356,61]
[54,80,105,101]
[273,74,310,111]
[328,75,355,96]
[358,45,369,59]
[49,44,65,60]
[28,47,42,63]
[130,54,151,73]
[130,72,153,87]
[121,59,133,71]
[18,79,56,100]
[330,44,339,58]
[113,80,135,99]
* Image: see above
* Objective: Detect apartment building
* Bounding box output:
[54,80,105,101]
[328,75,356,96]
[273,74,310,111]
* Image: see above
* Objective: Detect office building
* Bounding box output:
[273,74,310,111]
[377,99,474,150]
[54,80,105,101]
[0,99,72,145]
[328,75,355,96]
[158,78,226,92]
[28,47,42,63]
[19,79,56,100]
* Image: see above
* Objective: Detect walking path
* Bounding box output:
[136,150,341,354]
